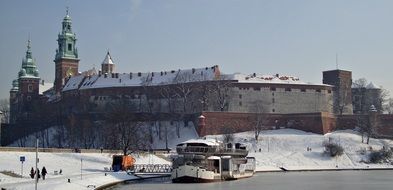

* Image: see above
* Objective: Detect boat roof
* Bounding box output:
[177,138,220,147]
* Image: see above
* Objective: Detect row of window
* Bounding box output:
[238,87,331,93]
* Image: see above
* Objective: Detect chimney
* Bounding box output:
[161,71,163,76]
[152,72,154,77]
[138,72,141,77]
[130,72,132,79]
[192,68,195,74]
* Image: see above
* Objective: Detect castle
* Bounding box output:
[7,11,389,145]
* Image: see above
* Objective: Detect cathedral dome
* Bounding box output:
[34,69,39,77]
[19,69,27,77]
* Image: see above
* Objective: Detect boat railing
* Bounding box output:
[176,146,217,154]
[176,146,248,156]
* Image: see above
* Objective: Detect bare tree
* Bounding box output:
[384,98,393,114]
[159,85,175,113]
[173,72,196,113]
[106,99,145,155]
[0,98,10,123]
[353,78,389,114]
[208,76,233,112]
[221,126,235,143]
[336,81,352,115]
[251,100,269,141]
[378,87,389,113]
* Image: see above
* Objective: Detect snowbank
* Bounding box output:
[0,152,169,190]
[207,129,393,171]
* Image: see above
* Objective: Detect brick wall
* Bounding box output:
[198,112,336,136]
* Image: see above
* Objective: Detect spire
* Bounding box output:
[26,38,32,59]
[19,39,39,78]
[101,51,115,74]
[55,7,78,60]
[102,51,114,65]
[62,7,72,33]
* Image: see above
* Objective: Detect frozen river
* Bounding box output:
[111,170,393,190]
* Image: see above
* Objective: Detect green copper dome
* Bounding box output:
[19,40,39,78]
[55,9,79,61]
[10,79,19,91]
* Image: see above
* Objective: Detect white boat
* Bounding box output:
[171,139,256,183]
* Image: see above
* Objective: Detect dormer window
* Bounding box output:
[68,44,72,51]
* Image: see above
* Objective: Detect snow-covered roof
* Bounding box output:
[366,82,379,89]
[63,66,220,91]
[62,75,85,91]
[178,138,220,147]
[102,52,114,65]
[39,81,53,95]
[229,73,329,86]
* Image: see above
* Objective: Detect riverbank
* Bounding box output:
[0,151,170,190]
[2,129,393,189]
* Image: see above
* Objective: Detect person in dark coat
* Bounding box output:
[30,167,35,179]
[36,168,40,181]
[41,167,47,180]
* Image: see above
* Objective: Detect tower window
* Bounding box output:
[28,84,33,92]
[68,43,72,51]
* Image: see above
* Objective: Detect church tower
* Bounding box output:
[16,39,40,116]
[101,51,115,74]
[54,9,80,94]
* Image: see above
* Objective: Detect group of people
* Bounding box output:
[29,166,47,180]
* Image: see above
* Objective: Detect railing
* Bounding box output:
[176,146,248,156]
[130,164,172,174]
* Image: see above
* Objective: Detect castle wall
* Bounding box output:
[197,112,336,136]
[229,83,333,114]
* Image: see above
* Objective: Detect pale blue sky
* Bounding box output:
[1,0,393,99]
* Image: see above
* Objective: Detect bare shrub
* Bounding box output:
[323,141,344,157]
[369,148,392,163]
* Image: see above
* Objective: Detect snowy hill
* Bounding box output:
[206,129,393,171]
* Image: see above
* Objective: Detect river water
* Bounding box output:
[111,170,393,190]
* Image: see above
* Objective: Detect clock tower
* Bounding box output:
[54,9,80,94]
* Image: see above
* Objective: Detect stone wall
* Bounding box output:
[197,112,336,136]
[229,83,333,114]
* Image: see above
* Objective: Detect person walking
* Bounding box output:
[30,167,35,179]
[36,168,40,181]
[41,166,47,180]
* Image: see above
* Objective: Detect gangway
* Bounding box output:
[128,164,172,175]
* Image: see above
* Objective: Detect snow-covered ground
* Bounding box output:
[0,152,169,190]
[207,129,393,171]
[2,129,393,190]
